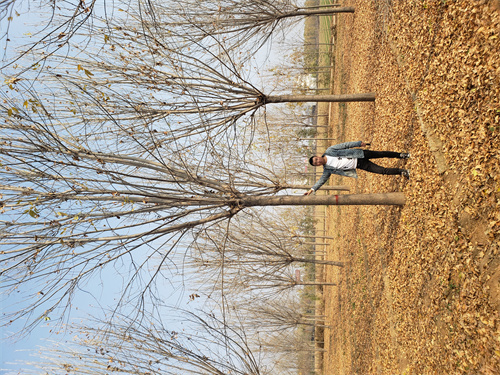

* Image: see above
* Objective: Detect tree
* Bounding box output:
[237,295,331,334]
[131,0,354,55]
[190,254,337,303]
[1,0,103,72]
[256,329,318,373]
[1,0,349,75]
[15,10,374,156]
[184,209,341,300]
[23,311,269,375]
[0,84,400,335]
[190,209,343,269]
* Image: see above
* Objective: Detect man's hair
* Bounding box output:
[309,156,315,166]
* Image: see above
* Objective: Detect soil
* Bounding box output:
[319,1,500,374]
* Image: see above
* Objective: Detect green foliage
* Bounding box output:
[303,0,319,73]
[296,127,317,138]
[299,211,317,235]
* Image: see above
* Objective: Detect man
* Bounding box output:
[304,141,409,196]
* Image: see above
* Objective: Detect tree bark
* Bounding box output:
[303,43,335,46]
[298,137,338,141]
[242,192,405,207]
[292,235,336,240]
[292,257,343,267]
[299,125,328,128]
[281,8,355,19]
[276,184,350,191]
[300,4,343,9]
[265,93,376,103]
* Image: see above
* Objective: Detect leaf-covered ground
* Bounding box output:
[321,1,500,374]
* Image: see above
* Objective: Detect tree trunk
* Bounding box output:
[265,93,376,103]
[241,192,405,207]
[240,184,349,191]
[301,315,326,320]
[298,137,337,141]
[303,43,334,46]
[300,4,343,9]
[301,242,328,246]
[292,235,336,240]
[292,257,343,267]
[282,8,355,19]
[275,184,350,191]
[299,125,328,128]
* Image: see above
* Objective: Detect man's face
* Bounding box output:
[312,156,324,166]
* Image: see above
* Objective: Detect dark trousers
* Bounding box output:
[356,150,404,175]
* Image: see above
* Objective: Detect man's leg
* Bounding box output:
[356,158,405,175]
[363,150,406,159]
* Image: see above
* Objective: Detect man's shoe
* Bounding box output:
[400,153,410,159]
[401,169,410,179]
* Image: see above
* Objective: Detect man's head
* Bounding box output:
[309,155,326,166]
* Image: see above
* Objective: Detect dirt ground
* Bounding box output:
[320,1,500,374]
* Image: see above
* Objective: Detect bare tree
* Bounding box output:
[1,0,104,71]
[1,0,348,75]
[15,10,374,156]
[138,0,354,54]
[237,295,331,334]
[227,298,322,374]
[23,311,269,375]
[256,329,317,373]
[0,83,400,335]
[191,256,337,304]
[190,210,343,269]
[182,209,340,299]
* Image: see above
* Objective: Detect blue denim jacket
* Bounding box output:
[311,141,364,191]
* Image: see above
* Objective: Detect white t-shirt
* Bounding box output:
[325,155,357,170]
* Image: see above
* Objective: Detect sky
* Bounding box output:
[0,1,307,373]
[0,3,139,372]
[1,5,42,373]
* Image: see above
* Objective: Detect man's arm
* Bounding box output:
[326,141,369,152]
[329,141,362,150]
[304,170,332,195]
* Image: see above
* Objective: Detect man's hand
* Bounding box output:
[360,141,371,147]
[304,189,314,196]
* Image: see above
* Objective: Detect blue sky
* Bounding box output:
[0,6,156,370]
[0,2,306,373]
[1,4,41,373]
